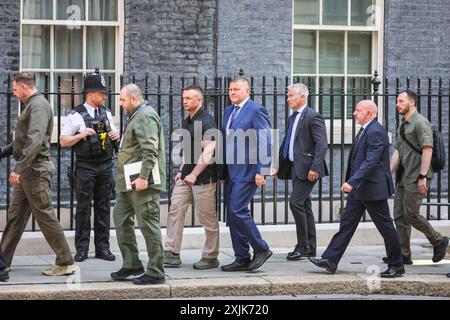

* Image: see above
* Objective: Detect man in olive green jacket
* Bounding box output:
[111,83,166,285]
[0,72,74,277]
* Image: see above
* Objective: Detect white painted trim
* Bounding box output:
[292,0,384,123]
[22,19,120,26]
[293,24,379,31]
[20,0,124,139]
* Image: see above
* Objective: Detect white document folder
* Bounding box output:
[123,161,161,190]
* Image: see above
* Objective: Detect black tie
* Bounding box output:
[354,127,364,143]
[94,108,99,120]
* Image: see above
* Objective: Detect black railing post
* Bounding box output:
[371,70,381,107]
[395,78,400,136]
[250,76,254,219]
[329,77,334,223]
[318,77,324,223]
[384,77,389,131]
[417,77,421,113]
[168,76,174,210]
[339,77,345,217]
[437,77,442,219]
[56,76,62,224]
[261,75,266,225]
[6,75,11,214]
[157,75,162,116]
[284,76,289,223]
[426,78,432,219]
[273,76,278,225]
[69,75,75,230]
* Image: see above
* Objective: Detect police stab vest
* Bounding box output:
[72,105,114,161]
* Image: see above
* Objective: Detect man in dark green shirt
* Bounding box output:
[0,72,74,277]
[111,83,166,285]
[390,89,448,265]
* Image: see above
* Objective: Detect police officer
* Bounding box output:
[60,70,119,262]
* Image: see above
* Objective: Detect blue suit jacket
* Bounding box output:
[346,120,394,201]
[220,99,272,182]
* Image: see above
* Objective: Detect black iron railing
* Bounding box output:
[0,71,449,231]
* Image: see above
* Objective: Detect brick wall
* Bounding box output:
[217,0,292,78]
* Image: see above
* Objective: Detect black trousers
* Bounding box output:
[322,193,402,267]
[289,177,317,255]
[74,160,113,252]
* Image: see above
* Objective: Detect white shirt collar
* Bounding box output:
[293,103,307,116]
[83,102,97,112]
[234,97,250,109]
[361,119,373,130]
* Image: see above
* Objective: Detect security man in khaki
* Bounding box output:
[390,89,448,264]
[111,83,166,285]
[0,72,75,276]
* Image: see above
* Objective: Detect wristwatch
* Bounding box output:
[418,174,427,180]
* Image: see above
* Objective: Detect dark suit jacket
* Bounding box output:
[219,99,272,182]
[278,107,328,180]
[346,119,394,201]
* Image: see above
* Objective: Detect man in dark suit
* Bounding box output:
[274,83,327,260]
[308,100,405,278]
[219,76,272,272]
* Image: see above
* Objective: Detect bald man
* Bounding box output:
[309,100,404,278]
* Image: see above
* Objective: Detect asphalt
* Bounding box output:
[0,243,449,300]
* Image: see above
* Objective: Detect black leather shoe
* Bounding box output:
[132,274,165,285]
[382,255,413,265]
[308,257,337,274]
[287,247,309,261]
[95,249,116,261]
[432,236,449,263]
[221,261,251,272]
[380,265,405,278]
[111,267,145,280]
[0,269,9,282]
[248,250,273,271]
[74,250,88,262]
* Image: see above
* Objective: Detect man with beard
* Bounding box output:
[388,89,448,265]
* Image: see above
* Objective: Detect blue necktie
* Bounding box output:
[229,105,240,128]
[282,111,298,159]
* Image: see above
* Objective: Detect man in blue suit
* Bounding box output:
[308,100,404,278]
[219,76,272,272]
[275,83,328,260]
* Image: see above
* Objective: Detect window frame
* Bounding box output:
[291,0,384,141]
[19,0,124,133]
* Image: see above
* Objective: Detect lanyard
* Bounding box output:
[119,102,150,149]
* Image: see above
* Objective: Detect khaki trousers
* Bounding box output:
[0,168,73,266]
[394,183,443,257]
[165,181,219,259]
[113,188,165,278]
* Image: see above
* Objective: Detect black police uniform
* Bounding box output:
[72,72,116,261]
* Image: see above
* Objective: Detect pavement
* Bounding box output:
[0,242,449,300]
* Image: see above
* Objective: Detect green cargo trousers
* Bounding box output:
[113,188,165,278]
[0,168,73,266]
[394,182,443,258]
